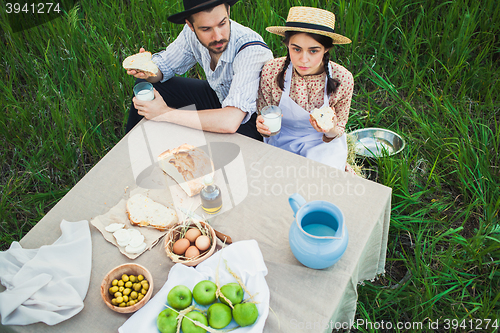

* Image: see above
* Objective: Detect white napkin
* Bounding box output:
[0,220,92,326]
[119,240,269,333]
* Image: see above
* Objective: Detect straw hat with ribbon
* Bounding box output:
[168,0,239,24]
[266,6,351,44]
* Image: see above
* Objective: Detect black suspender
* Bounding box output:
[237,41,270,54]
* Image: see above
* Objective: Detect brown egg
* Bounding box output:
[185,245,200,259]
[172,238,190,255]
[195,235,211,251]
[185,228,202,243]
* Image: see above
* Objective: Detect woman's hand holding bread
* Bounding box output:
[310,106,339,139]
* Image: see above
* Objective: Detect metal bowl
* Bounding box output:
[349,128,405,158]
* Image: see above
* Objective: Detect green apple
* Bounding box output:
[181,311,208,333]
[192,280,217,305]
[167,285,192,310]
[156,308,178,333]
[233,302,258,327]
[207,303,232,329]
[219,283,244,306]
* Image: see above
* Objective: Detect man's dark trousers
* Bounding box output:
[125,77,262,141]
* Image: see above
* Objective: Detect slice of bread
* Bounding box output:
[310,107,336,131]
[122,52,158,77]
[158,144,214,197]
[126,194,178,231]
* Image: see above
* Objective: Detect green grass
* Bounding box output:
[1,0,499,331]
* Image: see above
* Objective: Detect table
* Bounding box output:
[0,120,392,332]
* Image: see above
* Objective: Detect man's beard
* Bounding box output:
[195,23,231,54]
[206,38,229,54]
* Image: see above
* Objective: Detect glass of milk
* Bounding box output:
[133,82,155,101]
[261,105,282,137]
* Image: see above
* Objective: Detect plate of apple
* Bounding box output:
[118,240,269,333]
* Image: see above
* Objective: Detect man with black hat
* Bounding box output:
[125,0,273,140]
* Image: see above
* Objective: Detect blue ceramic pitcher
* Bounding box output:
[288,193,349,269]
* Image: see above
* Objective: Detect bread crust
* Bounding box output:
[158,144,214,197]
[122,51,158,77]
[127,211,150,227]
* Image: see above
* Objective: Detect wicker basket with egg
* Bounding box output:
[164,219,216,266]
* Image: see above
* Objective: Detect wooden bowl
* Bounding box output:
[100,263,153,313]
[165,221,216,266]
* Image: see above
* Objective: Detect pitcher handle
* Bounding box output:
[289,193,306,217]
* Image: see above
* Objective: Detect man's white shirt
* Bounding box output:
[152,20,273,123]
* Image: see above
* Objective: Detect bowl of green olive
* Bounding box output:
[100,263,153,313]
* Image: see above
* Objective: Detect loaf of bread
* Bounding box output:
[122,51,158,77]
[158,144,214,197]
[310,107,336,131]
[126,193,178,231]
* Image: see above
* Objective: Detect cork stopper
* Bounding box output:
[203,175,214,186]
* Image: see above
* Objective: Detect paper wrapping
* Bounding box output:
[90,187,176,259]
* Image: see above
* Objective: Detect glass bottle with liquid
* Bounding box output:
[201,175,222,214]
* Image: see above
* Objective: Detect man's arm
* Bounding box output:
[152,25,198,83]
[127,26,197,83]
[221,41,274,123]
[161,106,246,133]
[133,89,246,133]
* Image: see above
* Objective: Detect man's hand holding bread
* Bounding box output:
[123,48,173,121]
[124,48,163,83]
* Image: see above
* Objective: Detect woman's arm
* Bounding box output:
[256,60,277,111]
[256,60,280,136]
[329,68,354,139]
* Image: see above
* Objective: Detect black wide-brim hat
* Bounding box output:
[168,0,239,24]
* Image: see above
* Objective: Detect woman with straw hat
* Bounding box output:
[257,6,355,173]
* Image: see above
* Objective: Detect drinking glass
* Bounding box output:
[261,105,282,137]
[133,82,155,101]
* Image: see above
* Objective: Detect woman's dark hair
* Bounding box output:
[276,31,340,95]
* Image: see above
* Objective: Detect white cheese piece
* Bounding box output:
[125,242,147,254]
[129,233,145,248]
[105,223,125,233]
[113,229,132,247]
[127,229,142,239]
